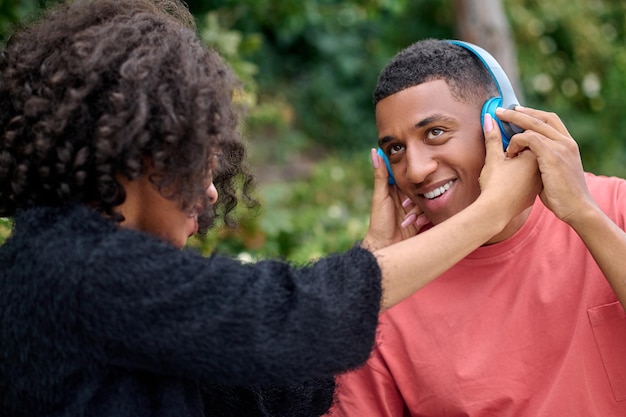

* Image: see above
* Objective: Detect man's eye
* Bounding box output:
[426,128,444,141]
[389,144,405,155]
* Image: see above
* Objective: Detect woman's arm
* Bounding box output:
[79,233,381,386]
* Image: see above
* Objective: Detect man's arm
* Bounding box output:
[498,106,626,308]
[563,192,626,307]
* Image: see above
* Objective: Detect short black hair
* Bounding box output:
[0,0,257,232]
[374,39,499,107]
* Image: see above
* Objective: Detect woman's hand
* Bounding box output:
[477,113,542,228]
[362,149,429,251]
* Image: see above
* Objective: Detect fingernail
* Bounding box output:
[371,148,380,169]
[401,212,417,228]
[402,198,412,208]
[484,113,493,132]
[495,107,506,114]
[414,214,429,228]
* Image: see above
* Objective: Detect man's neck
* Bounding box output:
[484,205,534,245]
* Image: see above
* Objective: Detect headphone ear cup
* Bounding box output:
[377,147,396,185]
[481,97,510,149]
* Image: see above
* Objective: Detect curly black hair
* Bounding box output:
[373,39,499,107]
[0,0,257,233]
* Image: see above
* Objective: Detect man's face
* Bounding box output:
[376,79,486,225]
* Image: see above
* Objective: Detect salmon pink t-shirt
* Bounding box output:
[332,173,626,417]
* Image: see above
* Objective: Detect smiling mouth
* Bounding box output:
[422,180,454,200]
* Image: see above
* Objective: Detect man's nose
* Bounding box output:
[404,145,438,185]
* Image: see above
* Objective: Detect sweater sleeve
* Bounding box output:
[78,230,382,386]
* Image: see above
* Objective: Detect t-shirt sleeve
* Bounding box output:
[587,173,626,229]
[78,233,382,386]
[330,349,407,417]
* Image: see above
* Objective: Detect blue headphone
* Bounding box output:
[377,40,523,185]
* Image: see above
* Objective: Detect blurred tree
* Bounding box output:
[455,0,524,100]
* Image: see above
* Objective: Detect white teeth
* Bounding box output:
[423,180,453,199]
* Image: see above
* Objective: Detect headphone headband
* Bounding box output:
[447,40,523,145]
[447,40,519,109]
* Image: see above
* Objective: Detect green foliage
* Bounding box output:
[0,218,11,242]
[508,0,626,178]
[197,11,261,97]
[191,0,453,153]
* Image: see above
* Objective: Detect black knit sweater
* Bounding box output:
[0,205,382,416]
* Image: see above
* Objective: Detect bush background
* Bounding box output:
[1,0,625,262]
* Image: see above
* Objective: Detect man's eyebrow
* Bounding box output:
[416,114,456,128]
[378,113,457,146]
[379,136,393,146]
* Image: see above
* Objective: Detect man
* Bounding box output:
[330,39,626,416]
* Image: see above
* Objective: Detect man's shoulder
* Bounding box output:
[584,171,626,187]
[584,172,626,219]
[584,171,626,196]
